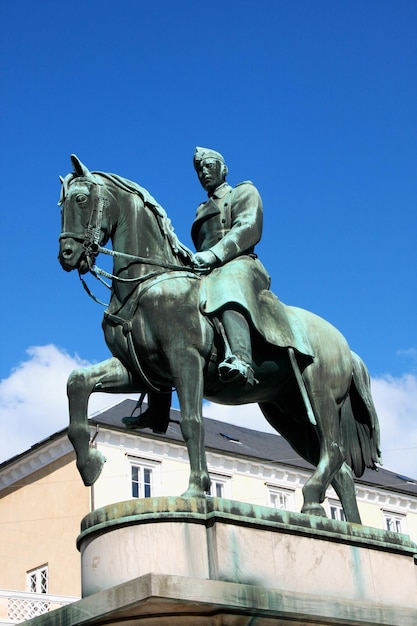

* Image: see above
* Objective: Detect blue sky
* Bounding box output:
[0,1,416,477]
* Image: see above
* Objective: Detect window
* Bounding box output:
[383,511,406,533]
[27,565,48,594]
[328,500,346,522]
[268,487,295,511]
[208,474,231,498]
[129,459,159,499]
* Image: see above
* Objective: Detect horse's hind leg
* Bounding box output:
[301,392,344,517]
[331,462,362,524]
[67,356,134,486]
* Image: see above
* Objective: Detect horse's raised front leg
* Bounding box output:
[175,354,210,497]
[67,356,134,486]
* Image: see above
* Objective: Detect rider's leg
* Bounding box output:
[218,309,256,386]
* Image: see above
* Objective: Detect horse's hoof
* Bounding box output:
[301,503,327,518]
[77,449,106,486]
[181,476,211,498]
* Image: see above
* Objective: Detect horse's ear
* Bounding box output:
[71,154,91,177]
[58,175,66,205]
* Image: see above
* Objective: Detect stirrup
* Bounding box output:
[218,355,257,386]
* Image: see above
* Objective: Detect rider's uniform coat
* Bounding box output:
[191,181,314,359]
[191,181,262,262]
[191,181,271,315]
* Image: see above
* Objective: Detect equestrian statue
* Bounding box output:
[57,150,382,524]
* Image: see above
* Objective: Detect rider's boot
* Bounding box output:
[218,309,256,386]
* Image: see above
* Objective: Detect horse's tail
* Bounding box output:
[341,351,383,477]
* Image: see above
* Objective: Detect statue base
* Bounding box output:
[26,497,417,625]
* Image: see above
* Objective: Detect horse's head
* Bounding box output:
[58,155,112,274]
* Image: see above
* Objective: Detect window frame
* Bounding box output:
[208,473,232,499]
[382,510,407,534]
[266,485,296,511]
[26,564,48,594]
[128,457,160,499]
[328,499,346,522]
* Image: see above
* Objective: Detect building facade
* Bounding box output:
[1,398,416,623]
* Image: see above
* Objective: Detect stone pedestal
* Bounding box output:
[25,497,417,625]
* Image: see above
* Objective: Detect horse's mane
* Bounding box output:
[60,170,193,264]
[95,172,194,263]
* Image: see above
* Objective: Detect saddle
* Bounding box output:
[194,252,314,362]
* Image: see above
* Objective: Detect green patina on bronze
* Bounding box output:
[58,151,382,524]
[77,496,417,558]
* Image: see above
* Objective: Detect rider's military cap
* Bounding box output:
[193,146,225,167]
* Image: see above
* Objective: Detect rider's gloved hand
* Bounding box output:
[193,250,217,269]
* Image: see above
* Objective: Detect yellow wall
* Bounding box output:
[0,452,89,596]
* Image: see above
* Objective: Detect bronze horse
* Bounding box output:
[58,155,382,523]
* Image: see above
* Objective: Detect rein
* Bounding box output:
[96,245,208,274]
[79,244,207,307]
[61,180,209,306]
[80,246,209,305]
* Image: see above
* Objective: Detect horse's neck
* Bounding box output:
[111,193,176,275]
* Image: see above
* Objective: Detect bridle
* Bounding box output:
[59,177,208,305]
[59,180,108,268]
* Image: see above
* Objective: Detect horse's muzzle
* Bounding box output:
[58,237,89,273]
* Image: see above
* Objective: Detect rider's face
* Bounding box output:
[196,158,226,194]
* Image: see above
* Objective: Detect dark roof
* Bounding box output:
[92,399,417,498]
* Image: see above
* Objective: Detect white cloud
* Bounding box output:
[203,401,274,434]
[371,374,417,479]
[0,345,130,464]
[1,346,416,481]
